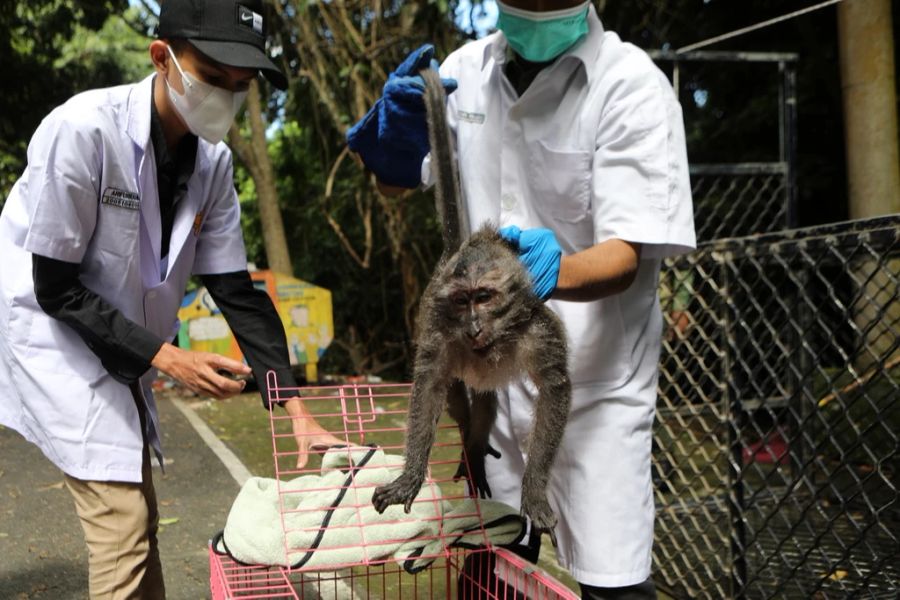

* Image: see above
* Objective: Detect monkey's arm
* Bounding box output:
[553,239,642,302]
[372,345,450,513]
[520,311,572,534]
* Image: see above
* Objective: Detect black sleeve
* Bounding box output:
[32,254,165,384]
[200,271,300,408]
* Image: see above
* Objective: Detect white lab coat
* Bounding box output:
[0,74,248,483]
[430,6,696,586]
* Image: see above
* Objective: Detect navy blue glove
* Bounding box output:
[346,44,458,189]
[499,225,562,301]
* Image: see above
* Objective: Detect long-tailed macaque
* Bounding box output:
[371,69,571,534]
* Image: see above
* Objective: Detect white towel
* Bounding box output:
[212,446,524,572]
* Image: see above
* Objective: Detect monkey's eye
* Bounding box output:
[473,289,494,304]
[451,293,468,306]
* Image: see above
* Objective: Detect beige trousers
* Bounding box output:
[64,398,165,599]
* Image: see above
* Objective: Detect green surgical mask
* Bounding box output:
[496,0,590,63]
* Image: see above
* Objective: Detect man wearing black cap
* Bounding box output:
[0,1,340,597]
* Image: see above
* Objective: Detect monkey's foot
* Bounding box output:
[454,443,500,499]
[521,493,557,533]
[372,474,423,514]
[454,453,491,499]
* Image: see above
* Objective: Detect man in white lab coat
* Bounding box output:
[346,1,696,598]
[0,1,339,597]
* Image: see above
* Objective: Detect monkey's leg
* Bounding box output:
[446,379,471,442]
[372,374,448,514]
[520,336,572,534]
[446,380,477,490]
[460,389,500,499]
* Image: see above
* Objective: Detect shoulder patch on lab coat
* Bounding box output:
[101,187,140,210]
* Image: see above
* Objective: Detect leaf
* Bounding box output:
[159,517,180,526]
[825,570,849,581]
[37,481,65,491]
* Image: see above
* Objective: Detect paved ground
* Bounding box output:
[0,395,241,600]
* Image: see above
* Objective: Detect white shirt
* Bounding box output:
[432,7,695,403]
[0,75,248,482]
[427,8,696,586]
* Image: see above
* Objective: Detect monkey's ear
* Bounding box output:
[494,234,520,256]
[499,237,519,253]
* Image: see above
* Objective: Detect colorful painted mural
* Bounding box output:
[177,271,333,382]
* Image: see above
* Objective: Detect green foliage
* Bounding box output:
[253,113,442,379]
[55,7,151,83]
[249,0,467,378]
[0,0,141,208]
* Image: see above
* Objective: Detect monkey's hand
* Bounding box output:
[521,490,557,536]
[372,472,424,514]
[454,443,500,499]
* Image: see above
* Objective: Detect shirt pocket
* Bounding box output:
[526,140,592,224]
[93,201,140,258]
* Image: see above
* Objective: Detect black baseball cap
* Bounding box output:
[157,0,288,90]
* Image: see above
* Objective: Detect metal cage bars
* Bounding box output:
[654,215,900,599]
[649,51,800,243]
[209,379,580,599]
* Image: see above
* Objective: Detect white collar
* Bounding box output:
[125,73,156,152]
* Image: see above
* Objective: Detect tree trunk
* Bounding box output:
[837,0,899,372]
[837,0,900,219]
[229,80,294,276]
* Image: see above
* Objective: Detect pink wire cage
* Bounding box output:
[208,372,578,599]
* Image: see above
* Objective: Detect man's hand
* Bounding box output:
[283,398,346,469]
[346,43,457,189]
[498,225,562,301]
[150,343,250,399]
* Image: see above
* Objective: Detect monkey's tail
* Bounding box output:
[421,68,464,257]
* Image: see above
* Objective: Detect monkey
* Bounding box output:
[371,68,572,536]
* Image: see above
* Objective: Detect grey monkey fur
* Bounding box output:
[370,69,572,535]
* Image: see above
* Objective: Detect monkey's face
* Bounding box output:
[436,233,535,355]
[447,278,505,352]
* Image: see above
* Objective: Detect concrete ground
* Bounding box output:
[0,395,240,600]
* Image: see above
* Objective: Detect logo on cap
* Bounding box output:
[237,5,263,35]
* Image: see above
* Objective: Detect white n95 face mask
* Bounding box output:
[165,45,248,144]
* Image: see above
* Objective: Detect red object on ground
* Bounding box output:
[743,430,789,465]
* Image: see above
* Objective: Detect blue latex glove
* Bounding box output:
[346,44,458,188]
[499,225,562,301]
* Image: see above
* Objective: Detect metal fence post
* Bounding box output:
[722,251,747,599]
[781,61,799,229]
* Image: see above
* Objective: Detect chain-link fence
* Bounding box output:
[654,215,900,599]
[691,163,791,242]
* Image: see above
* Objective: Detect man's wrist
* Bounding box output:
[150,342,178,372]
